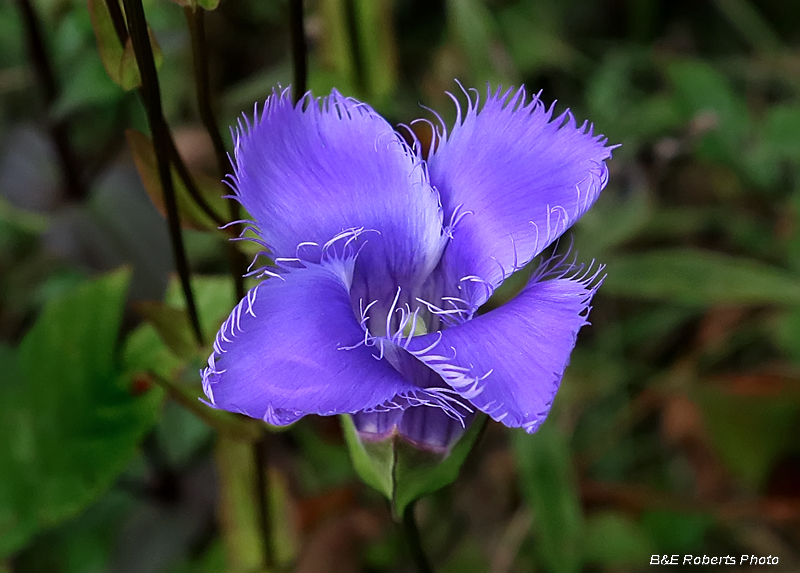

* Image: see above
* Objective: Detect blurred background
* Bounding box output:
[1,0,800,571]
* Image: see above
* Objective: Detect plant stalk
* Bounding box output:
[288,0,308,103]
[403,501,434,573]
[104,0,226,230]
[185,6,246,302]
[121,0,203,344]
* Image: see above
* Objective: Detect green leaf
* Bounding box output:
[573,189,652,259]
[135,301,196,360]
[762,105,800,161]
[446,0,511,84]
[164,274,236,338]
[165,0,221,9]
[696,389,798,489]
[88,0,125,87]
[353,0,398,103]
[641,510,711,555]
[513,424,583,573]
[602,249,800,306]
[88,0,164,91]
[51,56,121,119]
[667,60,749,163]
[122,323,183,382]
[197,0,221,11]
[583,512,655,566]
[214,438,265,572]
[341,414,485,518]
[0,269,163,558]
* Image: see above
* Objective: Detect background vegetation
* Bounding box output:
[1,0,800,571]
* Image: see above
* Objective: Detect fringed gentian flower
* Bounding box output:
[202,84,613,453]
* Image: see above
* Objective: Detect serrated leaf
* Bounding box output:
[341,414,485,518]
[602,249,800,306]
[513,424,583,573]
[126,129,226,231]
[0,269,163,558]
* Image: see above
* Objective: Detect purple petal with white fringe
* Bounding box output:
[201,84,614,449]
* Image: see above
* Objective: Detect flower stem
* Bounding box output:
[403,501,435,573]
[254,434,276,569]
[121,0,203,345]
[343,0,366,95]
[185,6,245,302]
[104,0,226,231]
[288,0,308,104]
[16,0,85,201]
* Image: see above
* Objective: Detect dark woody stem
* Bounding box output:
[185,6,246,302]
[121,0,203,344]
[16,0,85,201]
[403,501,435,573]
[288,0,308,104]
[104,0,226,230]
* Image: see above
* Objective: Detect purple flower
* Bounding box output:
[202,84,613,451]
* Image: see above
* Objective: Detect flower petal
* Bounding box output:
[232,88,445,291]
[202,259,425,425]
[352,405,474,453]
[406,263,603,432]
[426,85,613,308]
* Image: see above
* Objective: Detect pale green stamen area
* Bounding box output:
[401,315,428,338]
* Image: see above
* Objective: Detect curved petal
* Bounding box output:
[202,259,425,425]
[232,88,445,293]
[405,262,603,432]
[426,85,613,308]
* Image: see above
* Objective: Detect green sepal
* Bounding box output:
[341,414,486,519]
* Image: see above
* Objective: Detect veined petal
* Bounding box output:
[232,88,445,292]
[202,259,425,425]
[353,405,474,453]
[406,261,603,432]
[426,85,613,309]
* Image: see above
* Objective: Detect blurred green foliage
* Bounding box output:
[2,0,800,571]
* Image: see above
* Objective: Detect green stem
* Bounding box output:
[343,0,366,95]
[185,6,246,302]
[288,0,308,103]
[403,501,434,573]
[215,437,268,573]
[121,0,203,345]
[254,434,276,569]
